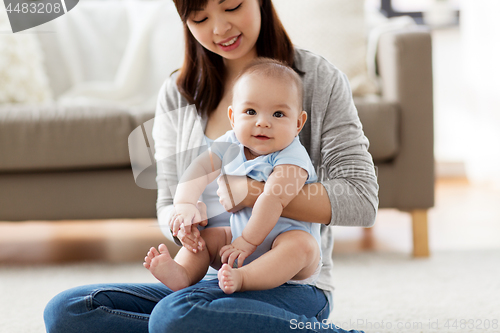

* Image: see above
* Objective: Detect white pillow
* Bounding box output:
[272,0,378,96]
[0,6,53,104]
[36,0,184,108]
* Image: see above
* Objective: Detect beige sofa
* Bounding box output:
[0,26,433,257]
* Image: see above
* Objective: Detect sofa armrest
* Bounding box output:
[376,27,435,209]
[378,27,433,104]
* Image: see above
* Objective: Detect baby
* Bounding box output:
[144,58,321,294]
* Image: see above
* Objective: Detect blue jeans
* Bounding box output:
[44,279,362,333]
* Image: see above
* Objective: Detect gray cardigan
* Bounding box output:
[153,48,379,303]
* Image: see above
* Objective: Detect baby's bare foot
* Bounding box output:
[143,244,190,291]
[217,263,243,294]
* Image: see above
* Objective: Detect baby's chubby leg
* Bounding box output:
[218,230,320,294]
[144,227,232,291]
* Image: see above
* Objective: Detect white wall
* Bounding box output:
[434,1,500,187]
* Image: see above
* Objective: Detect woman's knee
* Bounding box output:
[149,293,190,333]
[44,286,91,333]
[149,281,222,333]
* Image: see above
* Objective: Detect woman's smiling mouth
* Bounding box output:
[219,36,238,46]
[217,34,242,51]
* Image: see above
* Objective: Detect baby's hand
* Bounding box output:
[170,201,208,253]
[172,203,202,235]
[220,236,257,268]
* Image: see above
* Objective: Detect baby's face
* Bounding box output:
[229,73,306,157]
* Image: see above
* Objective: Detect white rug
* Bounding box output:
[1,250,499,333]
[330,250,500,333]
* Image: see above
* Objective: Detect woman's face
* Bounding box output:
[186,0,261,63]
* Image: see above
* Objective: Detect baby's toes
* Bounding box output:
[143,256,152,269]
[219,265,231,281]
[146,248,153,259]
[150,247,160,257]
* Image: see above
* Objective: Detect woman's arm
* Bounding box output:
[225,178,331,224]
[153,77,207,245]
[153,79,181,244]
[314,71,379,227]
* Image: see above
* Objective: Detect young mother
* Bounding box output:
[44,0,378,332]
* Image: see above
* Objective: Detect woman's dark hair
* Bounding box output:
[172,0,295,117]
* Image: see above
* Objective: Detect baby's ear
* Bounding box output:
[296,110,307,134]
[228,106,235,128]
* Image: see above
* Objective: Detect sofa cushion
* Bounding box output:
[0,100,397,172]
[128,108,155,131]
[355,97,399,162]
[0,105,134,172]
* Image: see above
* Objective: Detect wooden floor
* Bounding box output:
[1,178,499,264]
[334,177,500,255]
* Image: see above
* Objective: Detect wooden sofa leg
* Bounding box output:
[411,210,430,257]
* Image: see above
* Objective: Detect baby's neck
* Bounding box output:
[244,147,263,161]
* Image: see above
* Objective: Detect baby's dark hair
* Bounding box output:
[233,58,303,109]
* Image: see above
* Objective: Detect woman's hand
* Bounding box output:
[170,201,208,253]
[216,175,264,213]
[219,236,257,268]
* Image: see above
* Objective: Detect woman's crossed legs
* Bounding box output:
[44,280,349,333]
